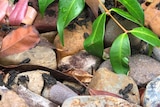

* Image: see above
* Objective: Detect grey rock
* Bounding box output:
[105,17,141,49]
[58,50,101,74]
[143,75,160,107]
[62,95,141,107]
[88,68,140,104]
[129,54,160,86]
[153,47,160,62]
[0,46,57,69]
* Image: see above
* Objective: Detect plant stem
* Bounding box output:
[98,0,128,33]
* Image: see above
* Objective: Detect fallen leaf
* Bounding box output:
[85,0,99,17]
[66,69,93,83]
[0,25,40,57]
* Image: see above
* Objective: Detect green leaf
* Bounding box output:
[110,33,131,75]
[110,8,142,26]
[118,0,144,25]
[130,27,160,47]
[84,13,106,58]
[57,0,85,45]
[38,0,55,16]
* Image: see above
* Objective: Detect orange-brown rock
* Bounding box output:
[141,0,160,37]
[54,22,92,61]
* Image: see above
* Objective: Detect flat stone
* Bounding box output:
[62,95,141,107]
[142,75,160,107]
[88,68,140,104]
[54,22,92,61]
[58,50,101,74]
[0,46,57,69]
[129,54,160,86]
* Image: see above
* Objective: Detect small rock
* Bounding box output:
[54,22,92,61]
[0,86,29,107]
[0,46,57,69]
[88,68,140,104]
[129,54,160,86]
[62,95,141,107]
[58,50,101,74]
[105,17,141,49]
[152,47,160,62]
[40,31,57,43]
[48,81,78,104]
[4,70,50,95]
[142,75,160,107]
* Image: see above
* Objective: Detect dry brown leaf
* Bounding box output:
[85,0,99,17]
[66,69,93,83]
[0,25,40,57]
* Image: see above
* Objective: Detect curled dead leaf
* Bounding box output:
[0,25,40,57]
[66,69,93,83]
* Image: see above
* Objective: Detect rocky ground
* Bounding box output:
[0,0,160,107]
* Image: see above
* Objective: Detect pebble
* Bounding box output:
[58,50,101,74]
[87,68,140,104]
[142,75,160,107]
[0,46,57,69]
[62,95,142,107]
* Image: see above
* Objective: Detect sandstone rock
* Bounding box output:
[0,86,29,107]
[105,17,141,49]
[88,68,140,104]
[58,50,101,74]
[129,54,160,86]
[0,46,57,69]
[142,75,160,107]
[62,95,142,107]
[54,22,92,61]
[4,70,50,95]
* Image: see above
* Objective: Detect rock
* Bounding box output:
[33,2,58,32]
[15,85,58,107]
[88,68,140,104]
[0,86,29,107]
[62,95,142,107]
[54,22,92,61]
[4,70,50,95]
[152,47,160,62]
[129,54,160,86]
[47,81,78,104]
[99,54,160,87]
[105,17,141,49]
[142,75,160,107]
[40,31,57,43]
[58,50,101,74]
[0,46,57,69]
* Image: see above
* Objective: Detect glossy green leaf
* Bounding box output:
[118,0,144,25]
[110,33,131,75]
[110,8,142,26]
[130,27,160,47]
[84,13,106,58]
[38,0,55,16]
[57,0,85,45]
